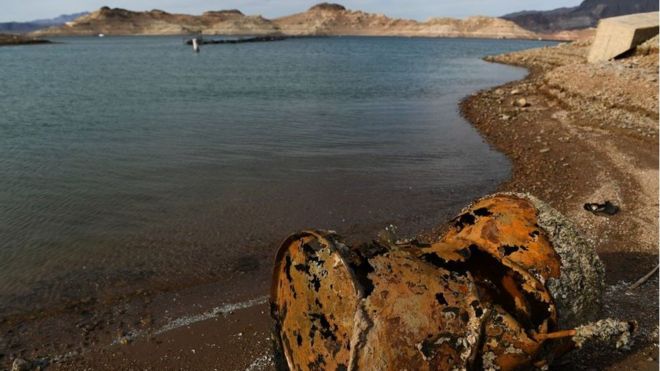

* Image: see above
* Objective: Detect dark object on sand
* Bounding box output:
[185,35,286,45]
[271,193,633,370]
[583,201,619,215]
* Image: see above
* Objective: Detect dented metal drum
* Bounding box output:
[271,231,487,370]
[271,194,607,370]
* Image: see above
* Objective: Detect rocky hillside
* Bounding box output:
[32,7,278,36]
[503,0,659,33]
[274,3,536,38]
[420,16,537,39]
[272,3,418,36]
[33,3,538,40]
[0,12,88,33]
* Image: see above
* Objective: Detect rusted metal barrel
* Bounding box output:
[271,193,619,370]
[270,231,362,370]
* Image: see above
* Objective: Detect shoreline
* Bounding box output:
[0,34,50,46]
[461,39,658,369]
[38,33,573,42]
[0,37,526,371]
[4,38,658,370]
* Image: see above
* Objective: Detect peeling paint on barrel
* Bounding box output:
[271,231,361,371]
[270,193,608,370]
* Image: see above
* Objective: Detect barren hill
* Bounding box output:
[32,7,279,36]
[274,3,537,38]
[33,3,540,40]
[421,16,538,39]
[503,0,659,33]
[273,3,418,36]
[0,12,88,33]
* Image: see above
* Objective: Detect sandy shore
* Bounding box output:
[461,37,659,370]
[4,38,659,370]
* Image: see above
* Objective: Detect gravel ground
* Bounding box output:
[463,36,659,370]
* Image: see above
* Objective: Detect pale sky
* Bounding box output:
[3,0,583,23]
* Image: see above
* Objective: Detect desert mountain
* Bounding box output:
[273,3,536,39]
[272,3,418,36]
[503,0,659,33]
[0,12,88,33]
[33,3,538,40]
[32,7,278,36]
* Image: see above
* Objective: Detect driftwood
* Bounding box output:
[628,264,659,290]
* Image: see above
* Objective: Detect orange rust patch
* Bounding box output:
[271,195,570,370]
[354,249,483,370]
[441,194,561,282]
[271,231,360,371]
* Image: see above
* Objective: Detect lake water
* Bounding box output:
[0,36,553,316]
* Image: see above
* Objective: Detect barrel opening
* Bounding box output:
[420,244,552,332]
[452,212,477,230]
[350,258,375,297]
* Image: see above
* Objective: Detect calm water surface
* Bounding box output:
[0,36,554,315]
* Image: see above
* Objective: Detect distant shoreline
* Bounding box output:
[40,33,574,42]
[0,34,50,46]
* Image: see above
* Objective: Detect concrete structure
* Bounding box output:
[588,12,659,63]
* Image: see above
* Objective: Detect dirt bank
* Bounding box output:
[461,37,659,370]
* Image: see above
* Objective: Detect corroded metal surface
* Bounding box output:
[354,248,483,370]
[271,231,361,371]
[270,194,621,370]
[439,194,561,284]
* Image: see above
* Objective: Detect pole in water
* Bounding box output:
[192,38,200,53]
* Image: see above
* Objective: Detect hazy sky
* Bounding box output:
[3,0,583,23]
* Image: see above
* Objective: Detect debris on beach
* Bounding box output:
[514,97,530,107]
[11,358,30,371]
[583,201,620,215]
[628,264,660,291]
[270,193,633,370]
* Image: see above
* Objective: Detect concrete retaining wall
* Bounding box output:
[588,12,659,63]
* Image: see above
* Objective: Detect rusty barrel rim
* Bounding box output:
[270,230,363,371]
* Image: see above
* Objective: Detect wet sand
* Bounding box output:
[4,38,659,370]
